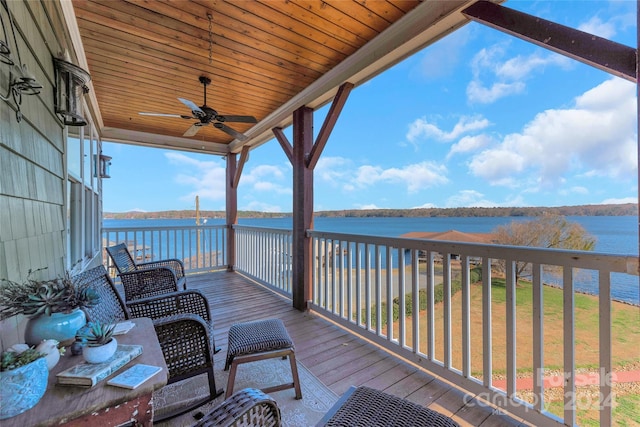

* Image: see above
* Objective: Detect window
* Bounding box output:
[65,114,103,270]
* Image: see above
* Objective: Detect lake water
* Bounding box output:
[104,215,639,304]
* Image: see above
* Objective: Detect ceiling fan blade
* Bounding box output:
[218,114,258,123]
[139,112,195,119]
[183,123,202,137]
[178,98,205,117]
[214,122,249,141]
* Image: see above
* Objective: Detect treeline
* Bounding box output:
[316,203,638,218]
[104,203,637,220]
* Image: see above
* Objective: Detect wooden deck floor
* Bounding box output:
[189,270,530,427]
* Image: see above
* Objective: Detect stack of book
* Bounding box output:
[56,344,143,387]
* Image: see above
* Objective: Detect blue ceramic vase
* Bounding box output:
[24,309,87,346]
[0,357,48,419]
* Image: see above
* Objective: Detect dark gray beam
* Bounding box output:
[462,1,637,82]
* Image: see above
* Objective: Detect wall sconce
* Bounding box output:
[0,2,42,122]
[95,154,112,178]
[11,63,42,94]
[0,39,11,64]
[0,63,43,122]
[53,57,91,126]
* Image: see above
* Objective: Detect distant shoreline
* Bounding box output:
[104,203,637,220]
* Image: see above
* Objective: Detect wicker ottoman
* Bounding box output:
[224,318,302,400]
[316,386,460,427]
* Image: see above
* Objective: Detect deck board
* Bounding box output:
[187,270,528,426]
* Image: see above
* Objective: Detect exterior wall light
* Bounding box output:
[53,57,91,126]
[97,154,112,178]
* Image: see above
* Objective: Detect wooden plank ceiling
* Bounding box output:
[68,0,478,155]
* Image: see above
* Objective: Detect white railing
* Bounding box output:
[234,225,293,296]
[307,230,638,427]
[102,224,227,275]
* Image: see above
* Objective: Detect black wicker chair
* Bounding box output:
[105,242,186,301]
[315,386,459,427]
[194,388,282,427]
[72,265,222,421]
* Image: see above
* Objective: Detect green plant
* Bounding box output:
[76,321,116,347]
[0,268,99,320]
[1,348,45,372]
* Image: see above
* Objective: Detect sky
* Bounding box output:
[103,0,638,213]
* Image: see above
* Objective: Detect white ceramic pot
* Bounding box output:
[82,338,118,364]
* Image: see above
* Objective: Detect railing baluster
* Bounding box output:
[482,256,492,388]
[386,247,393,341]
[461,254,470,377]
[443,252,451,368]
[599,271,612,427]
[339,240,345,318]
[365,244,371,332]
[411,249,419,354]
[375,245,382,336]
[532,263,544,412]
[427,251,435,360]
[347,241,353,322]
[356,243,362,327]
[398,247,406,347]
[563,267,575,426]
[506,257,516,397]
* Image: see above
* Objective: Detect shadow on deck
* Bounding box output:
[188,270,530,427]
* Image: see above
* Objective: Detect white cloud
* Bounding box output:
[412,202,437,209]
[315,156,353,185]
[356,203,382,210]
[496,53,571,81]
[166,152,227,203]
[241,164,291,195]
[406,115,490,143]
[242,201,283,213]
[468,78,637,187]
[578,16,616,39]
[559,186,589,196]
[600,196,637,204]
[165,152,217,169]
[447,134,492,159]
[412,26,470,80]
[445,190,496,208]
[467,45,571,104]
[353,161,449,193]
[467,80,526,104]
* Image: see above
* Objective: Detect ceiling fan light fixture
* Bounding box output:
[139,76,257,140]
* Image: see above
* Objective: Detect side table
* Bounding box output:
[3,317,168,427]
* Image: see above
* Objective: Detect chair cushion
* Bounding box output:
[322,386,459,427]
[226,319,293,368]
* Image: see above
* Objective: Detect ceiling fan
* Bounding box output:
[139,76,257,141]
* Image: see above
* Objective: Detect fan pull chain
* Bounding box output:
[207,13,213,65]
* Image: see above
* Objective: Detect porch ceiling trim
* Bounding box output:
[100,127,229,155]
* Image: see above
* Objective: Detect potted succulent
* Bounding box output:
[0,268,99,346]
[0,346,48,419]
[76,321,118,364]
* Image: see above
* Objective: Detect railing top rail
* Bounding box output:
[103,224,227,232]
[233,225,293,235]
[307,229,638,275]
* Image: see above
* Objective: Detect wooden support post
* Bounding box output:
[226,153,238,271]
[291,106,314,311]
